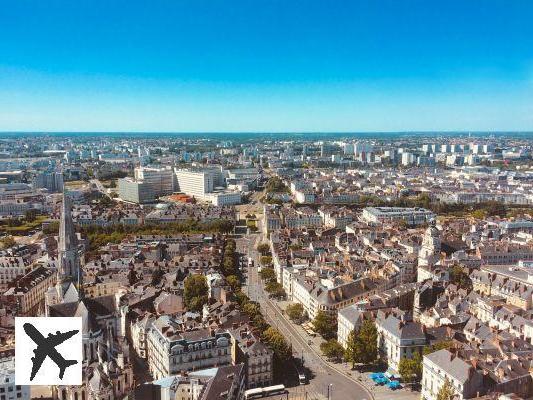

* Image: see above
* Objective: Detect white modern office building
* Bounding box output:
[174,169,214,198]
[119,166,241,205]
[118,166,175,203]
[33,171,64,193]
[174,169,241,205]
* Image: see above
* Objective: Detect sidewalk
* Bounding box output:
[275,300,420,400]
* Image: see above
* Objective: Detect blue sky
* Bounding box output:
[0,0,532,132]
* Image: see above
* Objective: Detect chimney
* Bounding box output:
[450,351,456,362]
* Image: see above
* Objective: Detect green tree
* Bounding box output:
[259,267,276,282]
[437,377,455,400]
[24,209,38,222]
[184,274,209,312]
[471,209,487,219]
[312,311,337,340]
[263,327,291,361]
[484,201,506,217]
[259,255,273,266]
[344,321,378,368]
[344,328,360,369]
[234,290,249,307]
[423,340,453,355]
[43,221,60,235]
[265,281,285,298]
[398,352,422,384]
[357,320,378,365]
[256,243,271,255]
[449,265,472,290]
[243,302,261,319]
[222,243,237,276]
[252,314,269,332]
[0,236,16,249]
[226,275,241,291]
[320,339,344,362]
[7,218,22,227]
[285,303,304,322]
[265,177,289,193]
[415,193,431,209]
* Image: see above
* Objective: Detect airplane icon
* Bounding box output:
[23,322,79,381]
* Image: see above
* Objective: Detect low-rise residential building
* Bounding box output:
[337,305,369,348]
[376,309,427,371]
[146,316,232,380]
[421,349,483,400]
[230,326,273,389]
[0,352,31,400]
[470,264,533,310]
[134,364,246,400]
[476,243,533,265]
[293,276,382,320]
[1,265,56,316]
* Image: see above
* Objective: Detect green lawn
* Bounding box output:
[0,215,49,235]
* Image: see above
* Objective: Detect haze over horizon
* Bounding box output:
[1,0,533,133]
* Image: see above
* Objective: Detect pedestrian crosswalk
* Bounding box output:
[287,385,328,400]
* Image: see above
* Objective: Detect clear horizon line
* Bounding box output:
[0,130,532,134]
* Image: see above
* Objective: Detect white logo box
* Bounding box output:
[15,317,82,385]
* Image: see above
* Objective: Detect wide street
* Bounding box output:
[237,234,373,400]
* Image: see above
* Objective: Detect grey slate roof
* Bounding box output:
[424,349,473,384]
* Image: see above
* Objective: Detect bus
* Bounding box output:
[244,388,264,399]
[244,384,286,399]
[298,372,307,385]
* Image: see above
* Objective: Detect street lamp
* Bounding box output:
[327,383,333,400]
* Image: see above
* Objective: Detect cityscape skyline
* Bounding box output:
[1,2,532,400]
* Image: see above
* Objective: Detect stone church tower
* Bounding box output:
[58,193,81,284]
[418,219,441,268]
[46,193,83,313]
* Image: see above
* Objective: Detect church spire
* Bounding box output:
[59,192,78,253]
[57,192,82,289]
